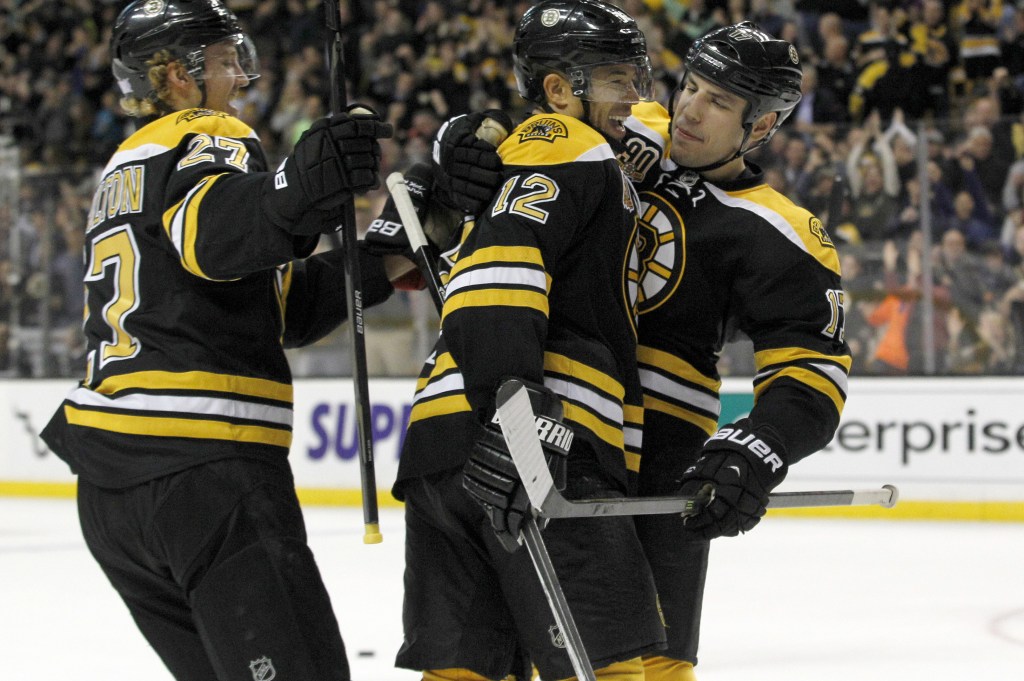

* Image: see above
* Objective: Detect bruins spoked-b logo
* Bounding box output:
[635,191,685,313]
[518,118,569,143]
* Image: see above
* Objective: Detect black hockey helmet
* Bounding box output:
[111,0,258,102]
[682,21,802,142]
[513,0,653,105]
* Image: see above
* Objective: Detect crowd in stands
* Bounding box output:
[3,0,1024,377]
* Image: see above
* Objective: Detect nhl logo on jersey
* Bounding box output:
[548,624,566,649]
[248,656,276,681]
[518,118,569,144]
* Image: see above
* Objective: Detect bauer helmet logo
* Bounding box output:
[248,656,276,681]
[540,9,560,27]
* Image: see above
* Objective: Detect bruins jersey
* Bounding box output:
[620,102,852,489]
[394,113,645,496]
[41,108,391,487]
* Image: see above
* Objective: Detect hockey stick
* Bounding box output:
[324,0,380,544]
[494,379,899,519]
[385,172,445,311]
[392,166,596,680]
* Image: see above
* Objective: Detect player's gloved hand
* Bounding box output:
[462,380,573,552]
[362,162,440,290]
[677,419,788,539]
[263,104,392,234]
[433,110,512,214]
[363,162,434,260]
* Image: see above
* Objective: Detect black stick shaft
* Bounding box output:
[325,0,380,543]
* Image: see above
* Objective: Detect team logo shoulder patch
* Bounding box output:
[517,117,569,143]
[808,216,834,249]
[176,108,230,124]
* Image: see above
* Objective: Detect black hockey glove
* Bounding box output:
[433,110,512,214]
[677,419,789,540]
[462,380,573,553]
[263,105,392,234]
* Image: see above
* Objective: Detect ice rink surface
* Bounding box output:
[3,497,1023,681]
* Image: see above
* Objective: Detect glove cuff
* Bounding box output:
[705,419,788,490]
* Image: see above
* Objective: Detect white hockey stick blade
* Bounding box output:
[521,517,596,681]
[495,380,899,519]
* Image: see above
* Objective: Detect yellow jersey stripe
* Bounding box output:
[564,401,624,452]
[442,289,549,323]
[64,405,291,447]
[637,345,721,392]
[545,352,626,402]
[163,173,230,280]
[93,370,293,402]
[754,346,853,372]
[643,394,719,436]
[449,245,545,278]
[754,366,846,416]
[408,394,473,424]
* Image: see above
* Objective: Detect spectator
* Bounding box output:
[949,189,999,248]
[908,0,957,118]
[935,228,989,326]
[957,0,1002,93]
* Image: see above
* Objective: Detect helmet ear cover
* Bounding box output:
[513,0,653,105]
[111,0,259,103]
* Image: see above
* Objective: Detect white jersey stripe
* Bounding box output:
[67,386,293,426]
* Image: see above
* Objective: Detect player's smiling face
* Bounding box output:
[195,40,251,115]
[585,63,643,141]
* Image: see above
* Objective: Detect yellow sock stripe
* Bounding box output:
[642,656,696,681]
[92,370,293,402]
[64,405,292,447]
[594,656,645,680]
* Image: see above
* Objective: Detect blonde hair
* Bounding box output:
[118,50,177,117]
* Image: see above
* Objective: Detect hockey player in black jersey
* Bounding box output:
[39,1,395,679]
[433,20,852,681]
[392,2,667,680]
[617,23,852,680]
